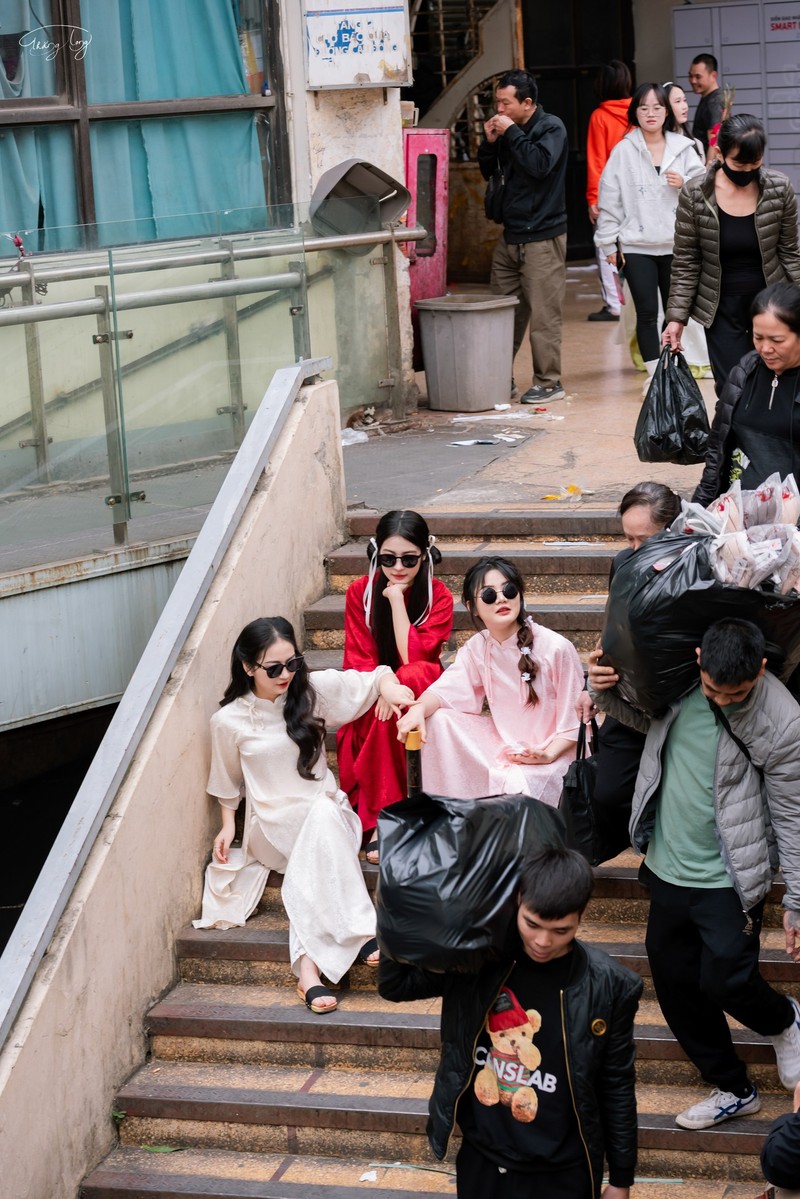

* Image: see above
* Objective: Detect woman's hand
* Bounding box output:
[375,695,395,721]
[665,169,683,189]
[508,741,566,766]
[213,807,236,864]
[397,702,427,743]
[384,581,410,605]
[378,674,416,717]
[575,691,597,724]
[588,645,618,692]
[662,320,684,352]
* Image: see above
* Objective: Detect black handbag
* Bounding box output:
[634,347,710,465]
[560,719,618,867]
[484,165,506,223]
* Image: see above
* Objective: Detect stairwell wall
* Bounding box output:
[0,381,346,1199]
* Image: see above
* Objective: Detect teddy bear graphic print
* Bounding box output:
[459,968,583,1169]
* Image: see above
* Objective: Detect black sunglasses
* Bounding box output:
[378,552,423,568]
[478,582,519,605]
[255,654,305,679]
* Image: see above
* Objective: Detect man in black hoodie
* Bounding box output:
[478,69,569,405]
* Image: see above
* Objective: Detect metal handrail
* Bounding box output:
[0,224,427,288]
[0,355,332,1049]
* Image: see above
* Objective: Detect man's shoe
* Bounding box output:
[587,306,620,322]
[675,1085,760,1130]
[520,383,566,404]
[510,378,518,399]
[770,996,800,1089]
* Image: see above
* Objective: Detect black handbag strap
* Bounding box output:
[708,699,764,777]
[576,718,599,761]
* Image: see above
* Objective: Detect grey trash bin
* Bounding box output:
[415,294,519,412]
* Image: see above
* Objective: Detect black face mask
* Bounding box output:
[721,161,760,187]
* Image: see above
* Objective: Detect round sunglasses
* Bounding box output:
[255,654,305,679]
[478,582,519,605]
[377,552,423,568]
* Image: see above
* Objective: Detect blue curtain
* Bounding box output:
[83,0,267,243]
[0,0,80,249]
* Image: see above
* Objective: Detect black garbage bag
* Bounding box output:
[600,531,800,715]
[375,791,565,973]
[634,348,710,465]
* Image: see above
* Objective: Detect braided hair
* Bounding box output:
[461,556,539,706]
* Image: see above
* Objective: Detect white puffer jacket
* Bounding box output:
[591,672,800,913]
[594,128,705,258]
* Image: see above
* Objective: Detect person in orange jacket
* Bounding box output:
[586,60,632,322]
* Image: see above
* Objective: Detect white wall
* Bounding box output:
[0,380,346,1199]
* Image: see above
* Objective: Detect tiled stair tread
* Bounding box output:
[347,509,621,537]
[82,1147,456,1197]
[304,595,607,628]
[148,983,785,1061]
[116,1063,787,1151]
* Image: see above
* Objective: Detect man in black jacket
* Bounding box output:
[379,846,642,1199]
[761,1081,800,1196]
[478,69,569,405]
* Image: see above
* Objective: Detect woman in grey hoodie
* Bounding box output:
[595,82,706,375]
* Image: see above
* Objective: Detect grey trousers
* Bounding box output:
[490,233,567,388]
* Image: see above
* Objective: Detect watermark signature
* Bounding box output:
[19,25,92,62]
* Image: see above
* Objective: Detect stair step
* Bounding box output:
[347,509,622,538]
[80,1144,775,1199]
[82,1146,455,1198]
[112,1062,788,1178]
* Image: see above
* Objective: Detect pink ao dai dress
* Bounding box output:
[420,621,584,805]
[193,667,391,983]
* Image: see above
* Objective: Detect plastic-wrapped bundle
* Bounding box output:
[375,791,564,973]
[711,525,794,590]
[742,472,783,529]
[600,531,800,715]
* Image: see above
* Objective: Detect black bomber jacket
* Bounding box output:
[477,105,568,244]
[378,938,643,1194]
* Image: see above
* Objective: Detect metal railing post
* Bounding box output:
[288,258,311,362]
[19,264,51,482]
[94,285,130,544]
[218,242,247,446]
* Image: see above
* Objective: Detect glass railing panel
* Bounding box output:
[303,196,390,422]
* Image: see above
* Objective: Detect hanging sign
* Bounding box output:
[305,2,412,89]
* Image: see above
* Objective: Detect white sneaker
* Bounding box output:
[771,996,800,1089]
[675,1085,760,1130]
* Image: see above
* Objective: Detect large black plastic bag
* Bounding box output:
[376,791,565,973]
[601,531,800,715]
[634,348,710,465]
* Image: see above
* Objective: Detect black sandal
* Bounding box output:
[357,936,380,967]
[296,983,338,1014]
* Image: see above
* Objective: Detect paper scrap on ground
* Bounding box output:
[448,439,498,446]
[450,412,534,423]
[541,484,584,501]
[359,1170,379,1182]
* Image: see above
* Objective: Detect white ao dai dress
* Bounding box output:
[420,621,583,805]
[193,666,390,983]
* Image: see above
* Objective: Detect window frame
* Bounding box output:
[0,0,290,240]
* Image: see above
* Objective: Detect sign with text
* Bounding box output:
[305,2,411,89]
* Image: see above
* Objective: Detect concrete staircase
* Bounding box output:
[82,510,799,1199]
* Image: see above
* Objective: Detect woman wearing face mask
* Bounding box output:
[397,557,584,806]
[664,115,800,395]
[693,282,800,506]
[337,510,453,863]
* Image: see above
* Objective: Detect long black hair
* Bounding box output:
[366,510,442,669]
[461,556,538,706]
[221,616,325,780]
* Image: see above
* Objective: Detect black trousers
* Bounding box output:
[623,252,672,363]
[456,1140,592,1199]
[592,716,646,861]
[707,290,757,397]
[645,869,792,1093]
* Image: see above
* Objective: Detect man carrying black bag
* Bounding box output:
[379,846,642,1199]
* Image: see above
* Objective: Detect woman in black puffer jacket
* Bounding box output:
[693,282,800,505]
[664,115,800,397]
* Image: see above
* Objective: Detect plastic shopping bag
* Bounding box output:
[376,791,564,973]
[600,531,800,715]
[634,348,710,465]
